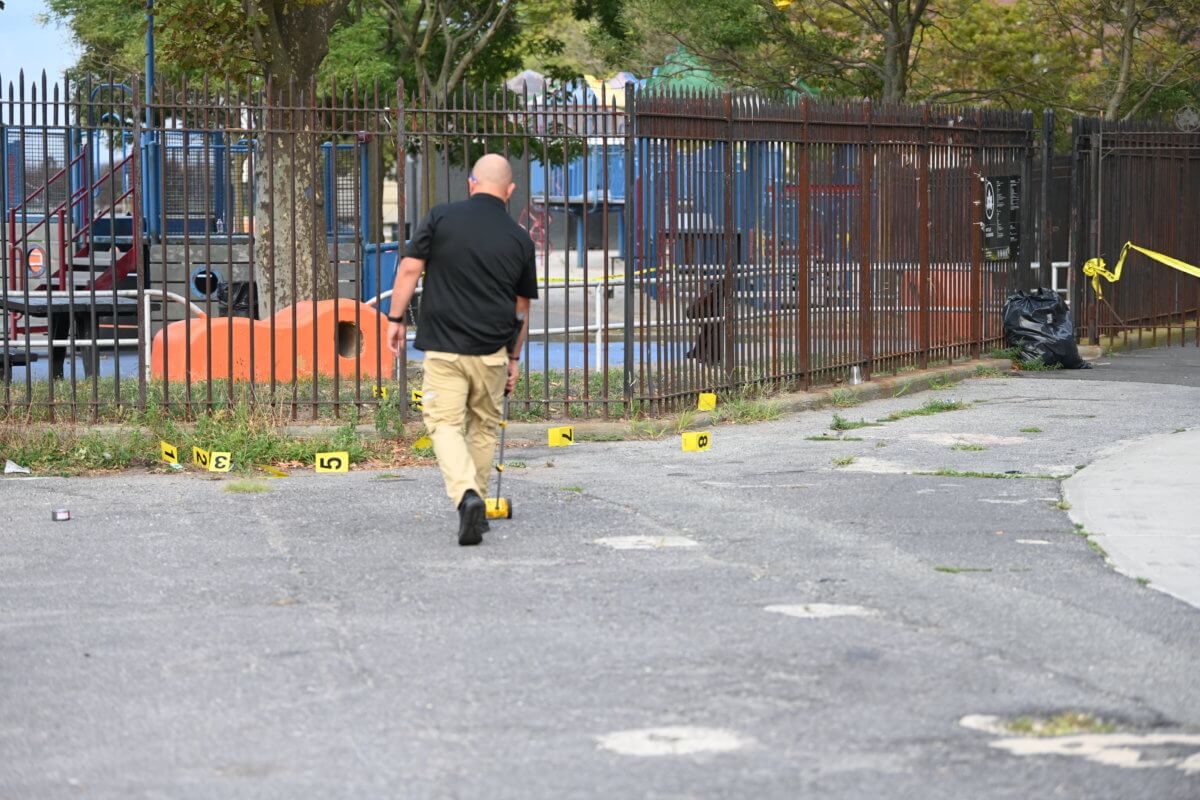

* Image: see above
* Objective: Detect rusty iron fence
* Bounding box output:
[627,94,1033,411]
[7,70,1194,423]
[1069,116,1200,346]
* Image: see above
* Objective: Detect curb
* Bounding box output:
[353,358,1014,444]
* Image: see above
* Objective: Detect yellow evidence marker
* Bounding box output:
[315,451,350,473]
[413,436,433,450]
[681,431,712,452]
[192,446,211,469]
[697,392,717,411]
[548,426,575,447]
[208,452,233,472]
[410,390,424,411]
[160,441,179,464]
[371,385,390,399]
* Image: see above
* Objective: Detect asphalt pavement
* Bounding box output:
[2,347,1200,798]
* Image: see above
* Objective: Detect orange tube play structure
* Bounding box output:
[151,299,392,382]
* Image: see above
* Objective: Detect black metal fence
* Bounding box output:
[2,70,1193,422]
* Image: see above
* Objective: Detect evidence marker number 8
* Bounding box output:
[681,431,712,452]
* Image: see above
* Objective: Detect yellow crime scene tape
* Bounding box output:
[1083,242,1200,300]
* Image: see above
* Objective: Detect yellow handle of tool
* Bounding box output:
[1083,242,1200,300]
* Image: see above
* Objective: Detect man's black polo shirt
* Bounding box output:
[403,194,539,355]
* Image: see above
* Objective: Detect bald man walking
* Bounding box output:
[387,154,537,545]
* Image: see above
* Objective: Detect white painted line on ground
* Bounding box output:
[908,433,1027,446]
[960,715,1200,773]
[596,726,751,756]
[594,535,699,550]
[764,603,880,619]
[981,498,1029,505]
[837,457,910,474]
[1016,539,1052,545]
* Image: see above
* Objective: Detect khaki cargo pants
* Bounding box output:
[421,348,508,507]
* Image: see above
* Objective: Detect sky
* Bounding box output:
[0,1,79,88]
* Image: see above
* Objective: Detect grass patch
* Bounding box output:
[830,388,863,408]
[987,346,1022,361]
[883,398,968,421]
[1016,356,1062,372]
[412,446,435,458]
[892,381,912,398]
[974,364,1005,378]
[1005,712,1116,737]
[917,469,1064,480]
[831,413,881,431]
[928,375,960,390]
[1054,499,1072,510]
[806,434,863,442]
[0,402,419,476]
[560,485,583,493]
[636,409,697,439]
[1136,576,1151,587]
[710,394,785,424]
[575,432,625,442]
[506,460,527,468]
[951,443,987,451]
[831,455,856,466]
[224,480,271,494]
[1019,426,1042,433]
[934,565,993,574]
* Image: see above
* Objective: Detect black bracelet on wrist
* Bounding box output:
[508,356,520,362]
[387,316,405,323]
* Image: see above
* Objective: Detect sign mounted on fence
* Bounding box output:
[983,175,1021,261]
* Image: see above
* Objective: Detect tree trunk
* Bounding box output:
[253,126,334,319]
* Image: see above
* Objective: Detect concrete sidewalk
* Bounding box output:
[1066,429,1200,608]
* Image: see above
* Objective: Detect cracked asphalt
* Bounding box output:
[2,347,1199,798]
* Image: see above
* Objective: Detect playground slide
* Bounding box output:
[150,298,391,383]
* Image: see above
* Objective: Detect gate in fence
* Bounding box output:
[1069,116,1200,346]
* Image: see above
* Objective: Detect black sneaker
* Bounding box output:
[457,490,485,546]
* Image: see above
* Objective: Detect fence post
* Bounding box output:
[722,91,737,384]
[131,75,147,410]
[918,104,931,370]
[970,109,983,359]
[1039,108,1054,290]
[1088,130,1101,344]
[622,83,635,413]
[798,97,811,389]
[1018,111,1034,291]
[396,78,408,422]
[1067,117,1085,339]
[859,100,873,378]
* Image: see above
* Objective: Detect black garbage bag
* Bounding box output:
[1002,288,1091,369]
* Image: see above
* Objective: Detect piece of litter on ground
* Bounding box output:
[1017,539,1051,545]
[168,462,183,471]
[4,460,31,475]
[764,603,880,619]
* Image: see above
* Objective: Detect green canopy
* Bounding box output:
[643,47,819,98]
